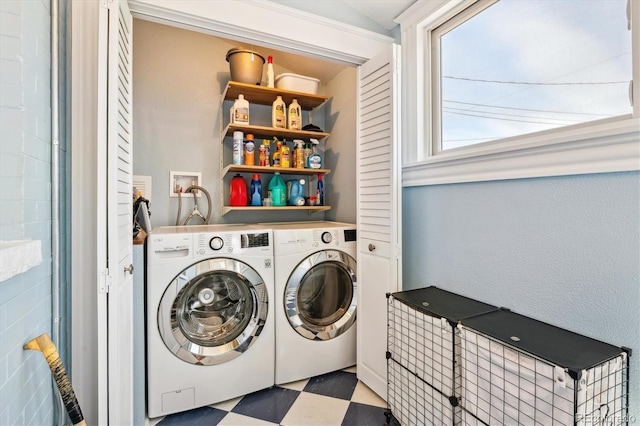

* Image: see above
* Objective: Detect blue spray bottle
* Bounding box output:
[316,174,324,206]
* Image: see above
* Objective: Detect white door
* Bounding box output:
[97,0,134,424]
[356,44,402,401]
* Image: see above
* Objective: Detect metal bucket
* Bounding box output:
[226,48,265,85]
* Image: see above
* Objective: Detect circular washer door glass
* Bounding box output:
[285,250,356,340]
[159,258,268,365]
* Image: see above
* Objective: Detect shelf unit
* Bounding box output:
[220,81,331,215]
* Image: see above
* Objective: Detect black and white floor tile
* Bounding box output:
[150,367,389,426]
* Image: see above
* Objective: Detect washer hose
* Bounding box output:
[175,185,212,225]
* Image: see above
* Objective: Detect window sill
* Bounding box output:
[402,117,640,186]
[0,240,43,283]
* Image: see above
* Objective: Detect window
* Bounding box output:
[434,0,632,152]
[400,0,639,185]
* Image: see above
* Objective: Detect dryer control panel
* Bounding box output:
[195,231,272,256]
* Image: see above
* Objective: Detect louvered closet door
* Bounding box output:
[357,44,402,401]
[98,0,134,424]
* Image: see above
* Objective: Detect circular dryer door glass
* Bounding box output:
[285,250,357,341]
[159,258,268,365]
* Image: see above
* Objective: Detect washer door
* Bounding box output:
[158,258,268,365]
[285,250,357,341]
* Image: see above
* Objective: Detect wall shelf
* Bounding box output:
[223,81,329,110]
[222,205,331,215]
[224,123,329,141]
[223,164,330,177]
[220,80,331,216]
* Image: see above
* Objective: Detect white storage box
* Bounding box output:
[275,73,320,94]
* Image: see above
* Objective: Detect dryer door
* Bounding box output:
[158,258,268,365]
[285,250,357,341]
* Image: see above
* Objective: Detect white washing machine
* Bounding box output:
[264,221,357,385]
[146,225,274,418]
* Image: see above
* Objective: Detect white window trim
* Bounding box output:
[398,0,640,187]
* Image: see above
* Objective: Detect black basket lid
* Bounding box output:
[390,286,498,323]
[461,309,626,378]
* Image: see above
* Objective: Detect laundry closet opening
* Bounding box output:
[132,18,359,227]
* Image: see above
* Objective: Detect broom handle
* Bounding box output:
[24,333,86,426]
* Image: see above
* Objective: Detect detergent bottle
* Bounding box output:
[230,174,248,206]
[272,96,286,129]
[250,174,262,206]
[230,94,249,124]
[268,172,286,206]
[287,178,306,206]
[288,98,301,130]
[281,141,290,168]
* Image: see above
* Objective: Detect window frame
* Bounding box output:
[399,0,640,187]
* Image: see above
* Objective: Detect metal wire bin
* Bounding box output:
[386,287,498,426]
[386,288,631,426]
[458,309,631,426]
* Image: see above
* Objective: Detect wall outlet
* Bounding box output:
[170,171,202,197]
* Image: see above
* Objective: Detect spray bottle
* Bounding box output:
[307,138,322,169]
[293,140,305,169]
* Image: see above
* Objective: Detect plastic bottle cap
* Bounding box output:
[268,55,273,63]
[252,174,260,180]
[247,134,254,140]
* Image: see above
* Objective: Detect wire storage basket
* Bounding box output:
[386,287,631,426]
[386,287,498,426]
[458,309,631,426]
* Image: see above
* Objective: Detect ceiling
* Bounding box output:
[339,0,417,30]
[219,0,417,83]
[267,0,417,34]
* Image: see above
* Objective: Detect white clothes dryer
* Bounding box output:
[146,225,274,418]
[264,221,357,385]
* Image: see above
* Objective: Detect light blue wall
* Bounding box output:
[0,0,55,424]
[402,171,640,419]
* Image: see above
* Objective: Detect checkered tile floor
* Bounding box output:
[150,367,389,425]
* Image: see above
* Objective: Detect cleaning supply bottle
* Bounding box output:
[250,174,262,206]
[259,141,268,167]
[281,141,290,168]
[230,174,248,206]
[316,174,324,206]
[294,140,305,168]
[266,55,275,88]
[272,96,286,129]
[231,94,249,124]
[268,172,286,206]
[307,138,322,169]
[244,133,255,166]
[272,138,282,167]
[288,98,301,130]
[287,178,306,206]
[303,141,312,168]
[233,131,244,165]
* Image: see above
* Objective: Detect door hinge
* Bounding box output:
[99,268,111,294]
[395,244,402,260]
